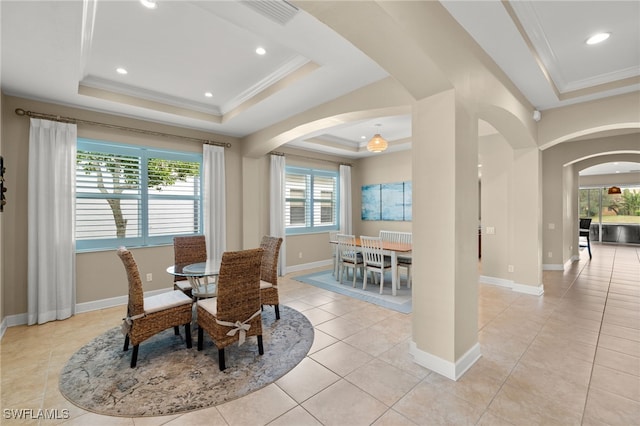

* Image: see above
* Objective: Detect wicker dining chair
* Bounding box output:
[117,247,193,368]
[259,236,284,319]
[173,235,207,298]
[197,248,264,371]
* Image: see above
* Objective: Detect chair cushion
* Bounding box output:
[260,280,274,289]
[197,297,218,316]
[144,290,192,314]
[174,279,192,291]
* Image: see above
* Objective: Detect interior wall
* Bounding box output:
[352,149,412,238]
[1,94,241,315]
[479,133,511,281]
[542,133,640,268]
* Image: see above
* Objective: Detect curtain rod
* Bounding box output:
[270,151,352,167]
[14,108,231,148]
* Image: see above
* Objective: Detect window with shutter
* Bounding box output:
[76,139,202,251]
[285,166,339,234]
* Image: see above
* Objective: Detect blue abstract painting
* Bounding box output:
[381,183,404,221]
[404,181,412,221]
[362,181,412,221]
[361,184,381,220]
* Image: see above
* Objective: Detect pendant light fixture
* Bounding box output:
[366,124,388,153]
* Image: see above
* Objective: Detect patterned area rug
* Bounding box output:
[295,270,412,313]
[59,305,313,417]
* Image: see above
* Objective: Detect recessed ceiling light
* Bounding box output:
[204,92,213,98]
[116,67,128,75]
[255,47,266,55]
[361,136,366,140]
[140,0,158,9]
[586,32,610,45]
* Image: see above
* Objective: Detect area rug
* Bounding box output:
[295,270,412,313]
[59,305,313,417]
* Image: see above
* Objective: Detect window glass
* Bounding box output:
[76,139,202,251]
[285,166,339,234]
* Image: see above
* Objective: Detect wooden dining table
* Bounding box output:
[331,237,412,296]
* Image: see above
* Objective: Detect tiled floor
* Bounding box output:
[1,244,639,425]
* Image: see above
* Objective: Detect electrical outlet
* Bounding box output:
[508,265,514,273]
[548,223,555,230]
[548,252,553,258]
[486,226,495,235]
[298,252,302,259]
[146,273,153,282]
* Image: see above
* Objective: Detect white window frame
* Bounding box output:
[285,166,340,235]
[76,138,203,251]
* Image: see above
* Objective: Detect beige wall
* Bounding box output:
[1,94,241,314]
[542,133,640,267]
[352,149,412,238]
[479,134,511,280]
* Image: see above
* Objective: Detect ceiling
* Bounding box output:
[1,1,638,161]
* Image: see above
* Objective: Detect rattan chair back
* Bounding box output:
[173,235,207,282]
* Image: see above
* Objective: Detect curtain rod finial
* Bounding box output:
[15,108,26,116]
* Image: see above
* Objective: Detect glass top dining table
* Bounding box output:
[166,261,219,299]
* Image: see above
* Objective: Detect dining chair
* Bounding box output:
[579,218,593,259]
[329,230,339,277]
[173,235,207,298]
[259,235,283,320]
[336,234,364,287]
[197,248,264,371]
[360,236,393,294]
[380,230,413,288]
[117,247,193,368]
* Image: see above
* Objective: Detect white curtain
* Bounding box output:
[28,118,77,325]
[340,164,353,235]
[203,145,226,268]
[270,154,286,275]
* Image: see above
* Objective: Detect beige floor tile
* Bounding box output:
[393,380,485,425]
[345,358,420,406]
[132,413,182,426]
[582,387,640,426]
[371,409,417,426]
[487,382,582,426]
[376,340,432,380]
[161,407,225,426]
[314,316,366,340]
[307,329,338,355]
[594,346,640,376]
[275,358,340,403]
[309,341,373,377]
[300,308,337,327]
[423,358,506,408]
[475,411,517,425]
[505,362,588,415]
[600,322,640,342]
[597,333,640,357]
[589,364,640,402]
[268,406,322,426]
[215,384,296,426]
[60,412,135,425]
[302,380,388,426]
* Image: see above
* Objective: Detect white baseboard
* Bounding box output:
[0,287,174,335]
[543,263,564,270]
[479,275,544,296]
[511,282,545,296]
[479,275,512,288]
[286,259,332,274]
[409,341,481,381]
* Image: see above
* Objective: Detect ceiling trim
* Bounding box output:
[77,84,223,123]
